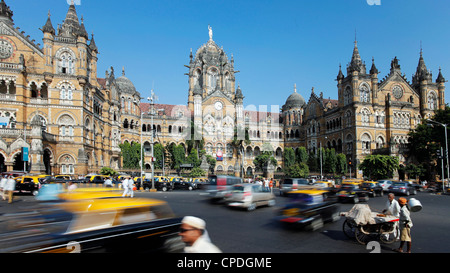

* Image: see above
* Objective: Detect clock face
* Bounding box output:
[392,85,403,99]
[214,101,223,110]
[0,40,13,59]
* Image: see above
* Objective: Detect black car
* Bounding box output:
[360,182,384,197]
[337,184,370,203]
[172,177,196,191]
[135,178,173,192]
[277,189,340,231]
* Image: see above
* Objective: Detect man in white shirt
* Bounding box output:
[179,216,221,253]
[0,175,7,201]
[122,177,129,197]
[382,193,400,217]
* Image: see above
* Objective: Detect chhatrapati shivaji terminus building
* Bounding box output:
[0,1,445,178]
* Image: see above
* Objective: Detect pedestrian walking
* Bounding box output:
[128,177,135,198]
[393,197,413,253]
[5,175,16,204]
[178,216,221,253]
[122,177,130,197]
[269,178,273,193]
[0,175,7,201]
[104,177,113,188]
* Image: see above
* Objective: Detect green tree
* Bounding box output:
[205,155,216,173]
[170,144,186,170]
[186,148,201,168]
[253,151,277,172]
[307,151,318,172]
[295,147,309,164]
[359,155,399,180]
[285,163,309,178]
[189,167,206,178]
[336,153,348,175]
[100,167,117,176]
[283,147,296,169]
[324,148,337,174]
[119,141,143,169]
[153,143,164,169]
[405,163,426,180]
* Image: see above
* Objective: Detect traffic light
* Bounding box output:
[437,149,442,159]
[348,159,352,166]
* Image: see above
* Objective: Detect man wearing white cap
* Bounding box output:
[179,216,221,253]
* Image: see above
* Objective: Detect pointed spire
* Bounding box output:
[414,48,430,82]
[436,67,446,83]
[337,64,344,81]
[0,0,13,23]
[370,57,379,75]
[42,10,55,35]
[348,39,365,74]
[89,32,98,53]
[78,16,89,39]
[59,1,81,37]
[235,83,244,100]
[294,83,297,93]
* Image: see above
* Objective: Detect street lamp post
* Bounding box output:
[426,119,448,193]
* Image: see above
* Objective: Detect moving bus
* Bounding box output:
[204,175,243,201]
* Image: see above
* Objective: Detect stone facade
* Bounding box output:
[0,1,445,178]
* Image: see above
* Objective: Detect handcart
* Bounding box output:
[341,204,399,245]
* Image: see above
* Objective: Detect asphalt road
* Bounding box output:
[1,188,449,253]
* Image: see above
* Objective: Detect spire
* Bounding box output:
[347,39,365,74]
[337,64,344,81]
[235,84,244,100]
[413,48,431,83]
[436,67,446,83]
[370,57,379,75]
[0,0,13,24]
[78,16,89,39]
[42,10,55,35]
[59,1,81,37]
[89,32,98,53]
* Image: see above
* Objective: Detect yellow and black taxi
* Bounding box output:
[337,184,370,203]
[14,174,50,196]
[341,178,364,187]
[85,174,109,184]
[134,176,174,192]
[172,177,196,191]
[359,181,384,197]
[0,197,184,253]
[276,189,340,231]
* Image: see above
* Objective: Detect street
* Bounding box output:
[1,188,448,253]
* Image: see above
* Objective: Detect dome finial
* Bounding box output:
[294,83,297,93]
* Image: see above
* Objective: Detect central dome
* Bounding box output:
[115,71,138,95]
[283,85,305,109]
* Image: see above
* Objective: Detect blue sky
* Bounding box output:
[9,0,450,110]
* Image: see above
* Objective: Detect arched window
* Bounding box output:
[361,108,370,126]
[60,84,73,100]
[428,91,437,110]
[359,83,370,103]
[361,133,371,153]
[344,86,352,106]
[59,52,75,75]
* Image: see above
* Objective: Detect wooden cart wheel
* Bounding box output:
[355,225,376,245]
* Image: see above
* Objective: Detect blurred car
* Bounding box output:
[388,182,417,196]
[135,178,173,192]
[190,177,208,189]
[277,189,340,231]
[225,183,276,211]
[14,175,49,196]
[360,181,384,197]
[172,177,196,191]
[337,184,369,203]
[341,178,364,187]
[85,174,109,184]
[0,197,184,253]
[405,180,424,192]
[279,178,313,196]
[203,175,243,201]
[313,181,333,188]
[377,179,394,191]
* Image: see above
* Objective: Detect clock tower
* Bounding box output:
[187,26,244,146]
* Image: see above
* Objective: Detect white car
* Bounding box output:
[225,183,276,211]
[377,180,393,191]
